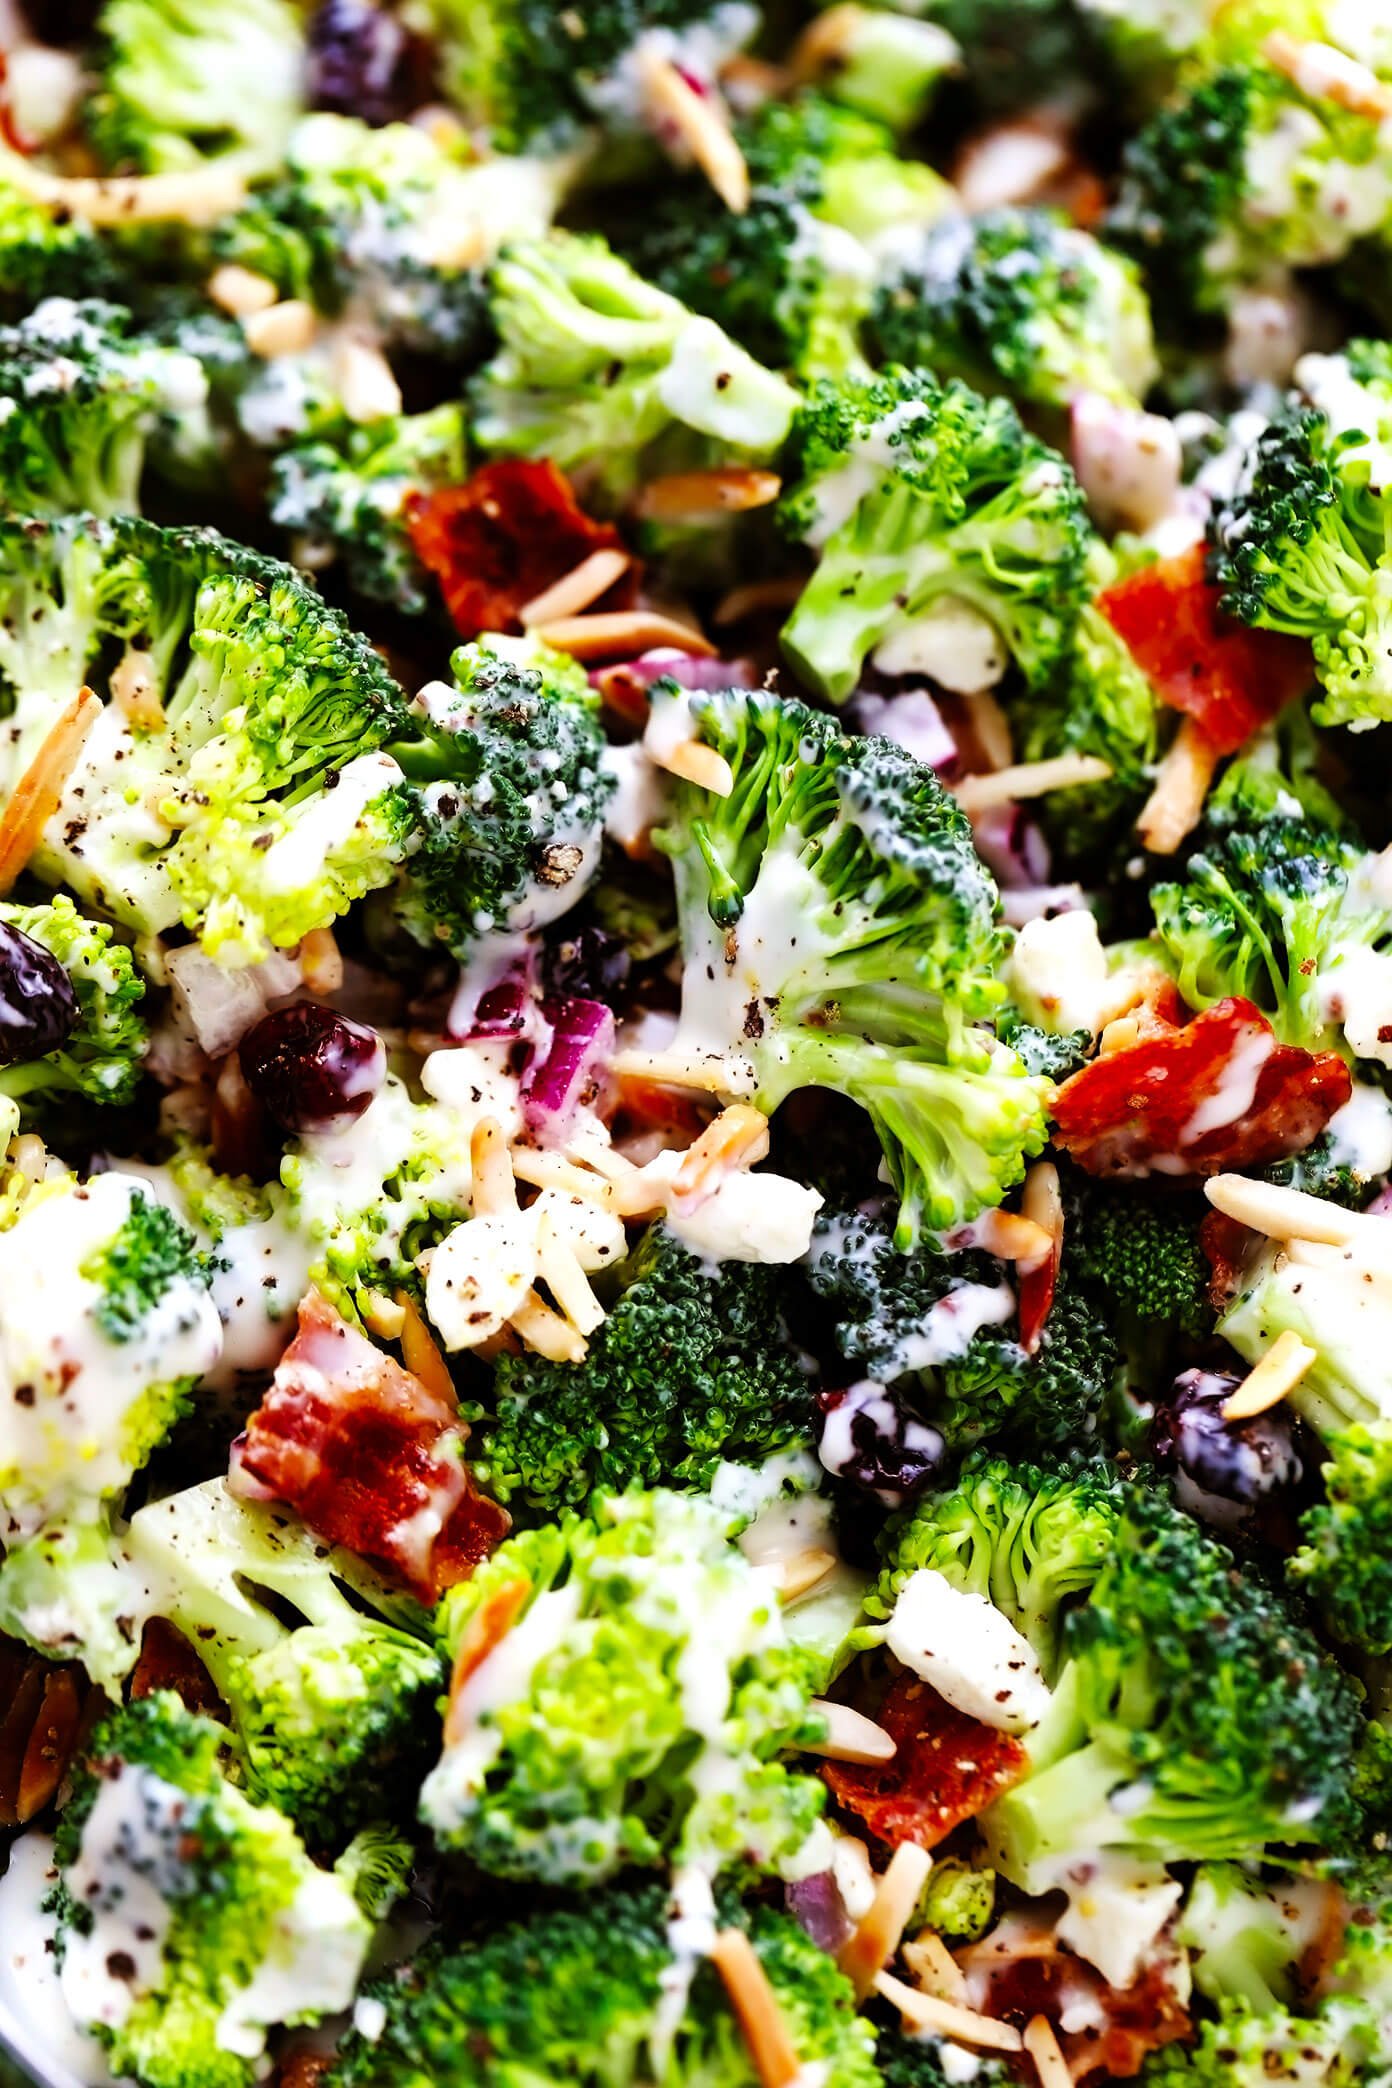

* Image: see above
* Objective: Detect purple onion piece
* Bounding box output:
[970,804,1052,889]
[589,648,759,695]
[850,687,959,775]
[522,996,615,1143]
[785,1872,852,1953]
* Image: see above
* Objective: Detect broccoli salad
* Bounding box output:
[6,3,1392,2087]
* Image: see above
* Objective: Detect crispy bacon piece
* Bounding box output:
[1199,1207,1260,1313]
[1052,997,1351,1179]
[959,1913,1191,2081]
[405,460,638,641]
[231,1288,509,1603]
[820,1672,1026,1849]
[1099,544,1312,754]
[0,1640,91,1826]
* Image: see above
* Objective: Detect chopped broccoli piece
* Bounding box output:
[471,1220,813,1515]
[0,512,412,965]
[270,404,467,616]
[778,367,1092,705]
[1289,1426,1392,1655]
[1179,1862,1347,2013]
[0,895,147,1116]
[1064,1175,1214,1346]
[797,11,960,133]
[1013,594,1163,860]
[0,1513,150,1696]
[871,208,1159,415]
[913,1855,998,1943]
[327,1880,877,2088]
[472,231,800,507]
[0,173,121,318]
[420,1488,828,1885]
[386,634,614,957]
[655,683,1049,1242]
[1139,1998,1376,2088]
[995,1010,1090,1082]
[51,1692,369,2088]
[333,1825,416,1924]
[981,1488,1365,1885]
[126,1479,443,1846]
[88,0,307,174]
[864,1451,1124,1680]
[878,2026,1008,2088]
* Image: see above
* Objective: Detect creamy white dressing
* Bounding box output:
[1179,1024,1276,1145]
[601,741,669,851]
[257,752,403,897]
[871,597,1007,693]
[0,1834,116,2088]
[663,1165,823,1265]
[884,1569,1051,1732]
[214,1868,368,2060]
[59,1765,183,2033]
[1036,1852,1183,1990]
[420,1040,525,1141]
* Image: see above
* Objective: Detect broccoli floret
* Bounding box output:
[878,2027,1008,2088]
[995,1010,1090,1082]
[654,684,1049,1242]
[0,512,412,965]
[472,231,800,507]
[1220,1221,1392,1446]
[1013,594,1163,859]
[1210,357,1392,729]
[1065,1175,1214,1346]
[471,1221,813,1515]
[910,0,1083,118]
[0,1171,220,1541]
[334,1824,416,1923]
[778,367,1092,705]
[0,297,210,517]
[51,1692,369,2088]
[913,1855,998,1943]
[1140,1999,1375,2088]
[88,0,307,175]
[0,174,121,318]
[328,1880,877,2088]
[0,896,147,1116]
[871,209,1159,417]
[621,94,951,380]
[797,10,960,132]
[420,1488,827,1885]
[386,634,614,957]
[0,1513,150,1696]
[981,1488,1365,1886]
[1288,1427,1392,1655]
[270,404,466,616]
[805,1205,1117,1447]
[1178,1862,1347,2013]
[864,1452,1124,1680]
[126,1479,443,1846]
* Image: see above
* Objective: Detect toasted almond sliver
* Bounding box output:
[972,1208,1054,1265]
[532,609,717,661]
[534,1212,605,1336]
[418,216,490,272]
[1222,1327,1317,1421]
[509,1146,618,1207]
[969,688,1015,774]
[243,298,317,359]
[360,1288,407,1341]
[611,1048,758,1098]
[790,3,870,78]
[1136,716,1218,856]
[839,1843,934,2000]
[470,1117,519,1217]
[876,1971,1025,2054]
[566,1132,641,1182]
[636,468,782,523]
[334,337,403,424]
[803,1700,897,1766]
[956,754,1112,813]
[671,1103,770,1204]
[519,548,631,629]
[207,263,279,316]
[395,1290,457,1407]
[903,1929,970,2006]
[109,646,163,730]
[1025,2013,1074,2088]
[650,736,735,796]
[509,1287,588,1363]
[0,150,246,225]
[1203,1173,1371,1247]
[0,686,101,896]
[298,925,344,996]
[635,48,750,213]
[769,1545,838,1601]
[714,576,805,625]
[1263,30,1392,117]
[711,1929,802,2088]
[1020,1161,1063,1274]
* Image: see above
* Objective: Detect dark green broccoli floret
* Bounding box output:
[386,634,613,957]
[878,2026,1008,2088]
[935,1281,1121,1452]
[269,405,466,616]
[995,1009,1090,1082]
[51,1691,368,2088]
[1010,596,1162,860]
[982,1488,1366,1886]
[778,367,1092,705]
[865,1451,1124,1679]
[334,1824,416,1923]
[83,1193,203,1342]
[328,1880,877,2088]
[1289,1427,1392,1656]
[472,1222,812,1515]
[916,0,1082,118]
[655,684,1050,1243]
[0,172,122,317]
[87,0,306,175]
[126,1480,443,1847]
[1064,1175,1214,1345]
[0,895,147,1115]
[871,208,1158,415]
[1108,66,1254,311]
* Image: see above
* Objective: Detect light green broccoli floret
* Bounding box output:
[88,0,306,175]
[0,895,147,1117]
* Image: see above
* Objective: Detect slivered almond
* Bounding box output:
[971,1208,1054,1264]
[720,52,792,98]
[903,1929,969,2006]
[635,48,750,213]
[1221,1327,1317,1421]
[803,1700,897,1766]
[11,1135,48,1184]
[1020,1162,1062,1272]
[565,1132,641,1182]
[110,647,163,730]
[418,217,489,271]
[636,468,781,522]
[470,1117,519,1216]
[532,609,716,661]
[1025,2014,1073,2088]
[611,1047,758,1098]
[969,688,1015,773]
[334,337,403,423]
[955,754,1112,813]
[769,1545,837,1600]
[243,299,317,359]
[651,736,735,796]
[1204,1173,1371,1247]
[0,686,100,896]
[360,1289,407,1341]
[876,1971,1025,2053]
[394,1290,456,1407]
[519,549,631,628]
[839,1843,934,1999]
[508,1288,588,1363]
[1264,31,1392,117]
[714,576,804,625]
[207,263,279,316]
[298,925,344,995]
[671,1103,769,1204]
[510,1146,618,1206]
[791,4,870,78]
[1136,717,1217,855]
[534,1212,605,1336]
[711,1930,802,2088]
[0,150,247,225]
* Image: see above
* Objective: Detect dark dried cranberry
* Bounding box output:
[543,925,630,1004]
[0,920,78,1064]
[306,0,417,126]
[816,1380,945,1506]
[1153,1367,1303,1525]
[20,1,100,39]
[239,1002,385,1135]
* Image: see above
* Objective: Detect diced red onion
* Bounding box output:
[522,995,615,1143]
[785,1872,852,1953]
[851,687,958,775]
[1000,882,1088,928]
[590,648,758,695]
[971,804,1052,889]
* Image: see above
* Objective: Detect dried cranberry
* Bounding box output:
[306,0,416,126]
[0,920,78,1064]
[239,1002,385,1135]
[817,1380,945,1506]
[20,1,100,38]
[543,925,630,1004]
[1153,1367,1303,1526]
